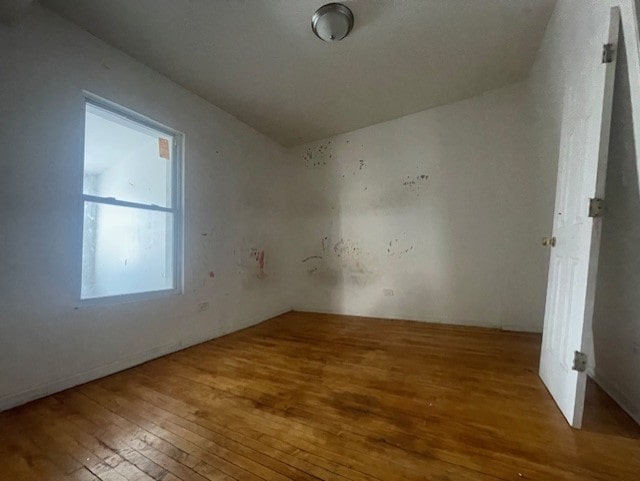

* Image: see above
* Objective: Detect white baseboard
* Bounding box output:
[293,306,543,333]
[0,306,292,412]
[293,305,503,329]
[591,370,640,426]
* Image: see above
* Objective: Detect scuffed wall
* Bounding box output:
[288,82,548,332]
[0,5,294,410]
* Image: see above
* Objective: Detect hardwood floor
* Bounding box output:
[1,311,638,481]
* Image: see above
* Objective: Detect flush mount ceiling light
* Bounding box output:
[311,3,354,42]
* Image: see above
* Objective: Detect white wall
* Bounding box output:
[287,82,548,332]
[0,5,294,411]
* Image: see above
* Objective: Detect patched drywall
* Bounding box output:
[288,82,548,332]
[0,5,294,411]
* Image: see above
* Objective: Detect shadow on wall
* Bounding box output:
[581,378,640,438]
[288,91,543,328]
[592,27,640,423]
[292,139,348,312]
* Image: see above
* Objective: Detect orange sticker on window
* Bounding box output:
[158,138,170,159]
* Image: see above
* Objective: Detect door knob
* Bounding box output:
[542,236,556,247]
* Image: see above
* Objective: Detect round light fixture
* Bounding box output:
[311,3,354,42]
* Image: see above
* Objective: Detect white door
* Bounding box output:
[539,7,620,429]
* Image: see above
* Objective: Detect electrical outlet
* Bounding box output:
[198,302,209,312]
[383,288,394,297]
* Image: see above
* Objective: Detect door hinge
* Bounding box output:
[602,43,615,63]
[572,351,588,372]
[542,236,556,247]
[589,198,605,218]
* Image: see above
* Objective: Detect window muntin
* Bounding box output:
[81,99,181,300]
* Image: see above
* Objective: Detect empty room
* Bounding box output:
[2,0,640,479]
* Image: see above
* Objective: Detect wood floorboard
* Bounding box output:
[1,311,639,480]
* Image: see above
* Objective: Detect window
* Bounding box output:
[81,98,182,300]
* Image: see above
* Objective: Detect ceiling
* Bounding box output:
[41,0,556,146]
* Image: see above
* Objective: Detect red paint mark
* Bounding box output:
[208,271,215,278]
[250,249,267,279]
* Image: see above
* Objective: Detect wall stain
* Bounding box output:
[189,227,217,291]
[246,247,268,280]
[304,236,375,286]
[333,239,344,256]
[303,141,332,167]
[337,158,369,179]
[256,250,266,278]
[332,238,362,259]
[402,174,429,187]
[387,237,414,258]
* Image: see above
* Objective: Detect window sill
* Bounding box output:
[77,287,182,309]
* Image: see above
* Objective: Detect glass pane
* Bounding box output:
[81,202,174,299]
[83,102,173,208]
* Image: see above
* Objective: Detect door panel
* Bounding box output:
[539,8,620,428]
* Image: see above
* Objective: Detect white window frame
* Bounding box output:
[80,93,184,304]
